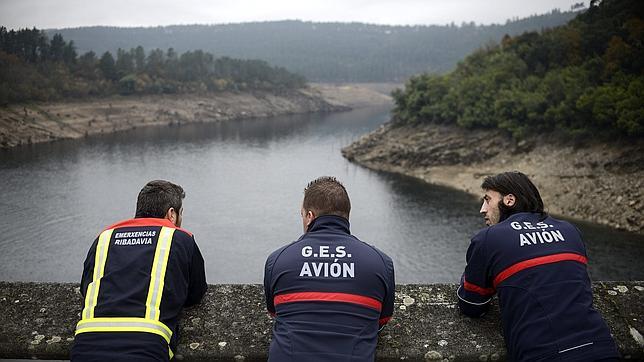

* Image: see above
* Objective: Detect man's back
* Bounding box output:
[460,212,618,361]
[71,217,207,361]
[264,215,395,362]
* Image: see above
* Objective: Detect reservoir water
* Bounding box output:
[0,105,642,283]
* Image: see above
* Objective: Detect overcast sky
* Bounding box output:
[1,0,584,29]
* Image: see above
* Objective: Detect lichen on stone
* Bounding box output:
[614,285,629,293]
[46,336,61,344]
[424,350,442,360]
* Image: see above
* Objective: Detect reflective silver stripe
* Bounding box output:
[559,342,593,353]
[83,229,113,319]
[456,285,492,306]
[146,227,174,320]
[76,319,172,343]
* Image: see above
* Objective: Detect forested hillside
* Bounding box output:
[0,28,306,104]
[48,9,580,82]
[391,0,643,138]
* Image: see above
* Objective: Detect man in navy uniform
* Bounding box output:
[457,171,619,361]
[71,180,207,361]
[264,176,395,361]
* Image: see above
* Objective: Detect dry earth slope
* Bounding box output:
[343,122,643,234]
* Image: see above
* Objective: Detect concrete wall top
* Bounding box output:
[0,282,642,361]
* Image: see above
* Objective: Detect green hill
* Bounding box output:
[47,10,580,83]
[0,29,306,104]
[392,0,643,138]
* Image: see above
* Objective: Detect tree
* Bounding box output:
[63,40,77,64]
[99,51,117,81]
[49,33,65,62]
[134,46,145,71]
[78,51,98,79]
[146,48,165,77]
[115,48,134,77]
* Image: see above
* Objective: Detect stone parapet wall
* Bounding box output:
[0,282,642,361]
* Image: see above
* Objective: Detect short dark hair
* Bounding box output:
[135,180,185,218]
[303,176,351,219]
[481,171,545,217]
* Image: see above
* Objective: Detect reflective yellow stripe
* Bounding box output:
[82,229,114,319]
[145,227,175,320]
[75,317,172,344]
[77,226,178,352]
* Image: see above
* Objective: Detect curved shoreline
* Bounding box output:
[0,84,393,149]
[342,122,644,234]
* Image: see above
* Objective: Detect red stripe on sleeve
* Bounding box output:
[493,252,588,288]
[274,292,382,312]
[379,316,392,326]
[463,278,495,296]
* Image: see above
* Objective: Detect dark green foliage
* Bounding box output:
[99,51,117,81]
[0,27,307,105]
[392,0,644,138]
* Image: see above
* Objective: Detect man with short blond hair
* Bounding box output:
[264,176,395,361]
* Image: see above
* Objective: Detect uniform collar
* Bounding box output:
[307,215,351,234]
[503,212,548,223]
[105,217,193,237]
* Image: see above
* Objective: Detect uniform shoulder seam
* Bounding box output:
[171,227,193,238]
[351,235,391,269]
[170,228,195,244]
[268,238,303,277]
[472,226,492,246]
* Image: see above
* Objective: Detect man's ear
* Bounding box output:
[306,210,315,226]
[165,207,177,224]
[503,194,516,207]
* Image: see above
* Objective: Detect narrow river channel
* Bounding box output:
[1,105,642,283]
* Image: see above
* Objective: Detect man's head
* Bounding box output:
[479,171,545,226]
[135,180,185,227]
[301,176,351,232]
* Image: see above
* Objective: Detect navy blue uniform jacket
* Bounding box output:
[458,212,619,361]
[264,215,395,362]
[71,217,207,361]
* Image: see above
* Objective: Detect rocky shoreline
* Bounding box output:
[0,84,392,149]
[342,122,643,234]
